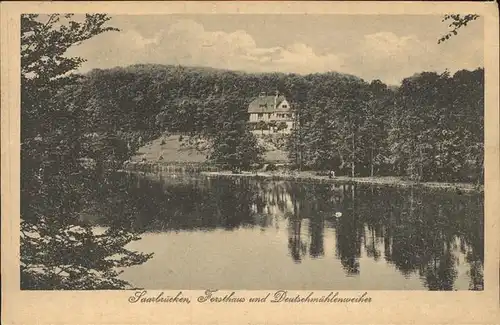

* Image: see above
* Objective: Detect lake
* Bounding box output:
[86,171,484,290]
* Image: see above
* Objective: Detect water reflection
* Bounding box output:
[85,172,484,290]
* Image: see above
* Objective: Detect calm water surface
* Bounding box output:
[89,172,484,290]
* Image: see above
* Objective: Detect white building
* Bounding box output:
[248,91,295,134]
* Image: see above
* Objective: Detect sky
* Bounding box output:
[67,14,484,85]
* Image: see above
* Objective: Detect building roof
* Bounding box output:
[248,95,288,113]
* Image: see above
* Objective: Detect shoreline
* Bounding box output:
[122,161,483,193]
[199,171,483,193]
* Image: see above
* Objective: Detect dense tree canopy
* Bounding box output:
[21,14,152,290]
[62,62,484,184]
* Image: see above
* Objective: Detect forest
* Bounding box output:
[21,14,483,184]
[56,63,484,184]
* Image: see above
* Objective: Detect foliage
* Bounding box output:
[286,76,391,176]
[202,96,265,169]
[256,120,268,134]
[57,60,482,182]
[277,121,288,133]
[282,68,483,183]
[389,69,484,182]
[21,14,152,290]
[438,14,480,44]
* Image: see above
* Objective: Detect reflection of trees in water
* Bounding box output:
[335,185,362,275]
[360,186,481,290]
[422,247,458,290]
[309,217,325,258]
[91,173,268,232]
[282,182,333,262]
[288,218,308,263]
[91,172,483,290]
[286,184,308,263]
[456,195,484,290]
[467,261,483,290]
[268,182,482,289]
[364,226,382,262]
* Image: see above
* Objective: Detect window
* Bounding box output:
[282,104,288,108]
[259,104,267,108]
[268,113,272,118]
[258,113,263,119]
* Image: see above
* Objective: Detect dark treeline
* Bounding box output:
[289,69,484,183]
[65,64,484,183]
[21,14,154,290]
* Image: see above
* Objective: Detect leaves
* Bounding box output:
[438,14,479,44]
[21,14,153,290]
[389,68,484,182]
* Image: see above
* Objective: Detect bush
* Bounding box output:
[265,163,277,171]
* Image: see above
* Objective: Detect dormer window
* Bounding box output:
[282,104,288,108]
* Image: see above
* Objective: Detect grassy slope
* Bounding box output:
[131,135,206,163]
[131,135,288,164]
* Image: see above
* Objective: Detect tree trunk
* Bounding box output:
[418,145,423,183]
[351,132,355,178]
[351,184,356,216]
[295,134,299,168]
[299,146,302,171]
[298,116,302,171]
[478,153,484,186]
[370,145,374,177]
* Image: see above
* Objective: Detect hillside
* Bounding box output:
[131,135,206,163]
[70,63,483,182]
[131,134,288,164]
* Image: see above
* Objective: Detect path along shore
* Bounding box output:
[200,170,483,193]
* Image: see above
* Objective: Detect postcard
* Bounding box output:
[1,1,499,324]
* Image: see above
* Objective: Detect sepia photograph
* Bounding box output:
[3,2,500,325]
[17,11,486,292]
